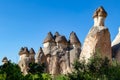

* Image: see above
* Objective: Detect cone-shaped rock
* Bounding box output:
[36,47,43,58]
[19,47,29,56]
[29,48,35,54]
[55,36,67,44]
[36,47,45,64]
[43,32,54,43]
[2,57,8,63]
[54,32,60,39]
[112,27,120,62]
[29,48,35,63]
[80,6,111,62]
[69,31,81,46]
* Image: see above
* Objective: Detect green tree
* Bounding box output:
[0,61,24,80]
[68,53,120,80]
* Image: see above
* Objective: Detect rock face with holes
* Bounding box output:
[112,27,120,63]
[80,6,112,62]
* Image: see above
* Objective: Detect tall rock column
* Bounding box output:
[112,27,120,63]
[80,6,112,62]
[42,32,56,73]
[69,32,81,71]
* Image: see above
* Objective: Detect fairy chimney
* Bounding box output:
[80,6,111,62]
[29,48,35,63]
[43,32,56,55]
[69,31,81,48]
[93,6,107,26]
[55,35,68,49]
[43,32,55,48]
[112,27,120,63]
[35,47,45,64]
[18,47,30,75]
[19,47,29,60]
[69,32,81,70]
[2,57,8,64]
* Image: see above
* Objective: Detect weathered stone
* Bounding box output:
[18,57,30,75]
[19,47,29,60]
[112,27,120,63]
[43,32,54,43]
[54,32,60,39]
[17,6,113,76]
[80,7,112,62]
[51,54,59,75]
[93,6,107,27]
[18,47,30,75]
[51,47,69,75]
[2,57,8,64]
[43,32,56,55]
[29,48,35,63]
[69,31,81,48]
[70,48,81,68]
[55,36,67,44]
[36,47,45,64]
[19,47,29,56]
[51,36,69,75]
[69,32,81,72]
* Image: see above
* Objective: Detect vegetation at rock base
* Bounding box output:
[68,55,120,80]
[1,55,120,80]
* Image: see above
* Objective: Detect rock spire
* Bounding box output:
[80,6,112,62]
[93,6,107,26]
[43,32,54,43]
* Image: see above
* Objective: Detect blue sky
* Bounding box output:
[0,0,120,64]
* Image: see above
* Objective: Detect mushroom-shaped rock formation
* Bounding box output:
[29,48,35,54]
[43,32,56,55]
[18,58,30,75]
[69,32,81,71]
[29,48,35,63]
[112,27,120,63]
[93,6,107,26]
[52,35,69,75]
[43,32,54,44]
[55,36,68,49]
[19,47,29,60]
[2,57,8,64]
[36,47,45,64]
[69,31,81,48]
[80,6,111,62]
[18,47,30,75]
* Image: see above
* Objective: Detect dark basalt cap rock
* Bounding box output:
[2,57,8,62]
[98,6,107,17]
[93,6,107,18]
[29,48,35,54]
[43,32,54,43]
[55,35,67,44]
[93,9,98,18]
[69,31,81,45]
[19,47,29,55]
